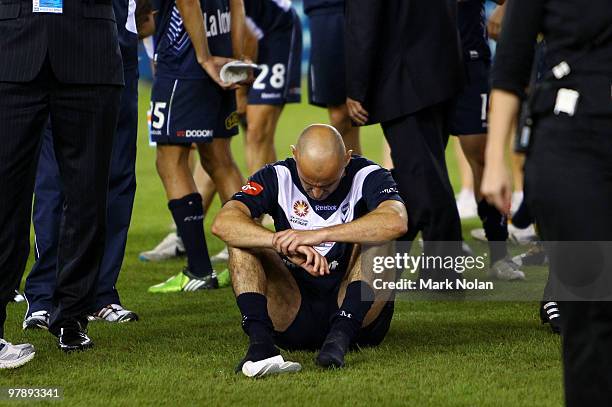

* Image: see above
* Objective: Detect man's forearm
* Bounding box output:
[176,0,211,64]
[212,208,274,249]
[230,0,246,59]
[319,203,407,244]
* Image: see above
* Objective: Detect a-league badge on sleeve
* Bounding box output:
[33,0,63,13]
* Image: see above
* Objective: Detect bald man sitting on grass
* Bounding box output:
[212,124,408,377]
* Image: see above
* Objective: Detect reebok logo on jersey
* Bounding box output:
[314,205,337,211]
[241,181,264,196]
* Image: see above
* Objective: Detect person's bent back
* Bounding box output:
[212,124,407,377]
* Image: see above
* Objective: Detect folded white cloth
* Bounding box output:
[242,355,301,378]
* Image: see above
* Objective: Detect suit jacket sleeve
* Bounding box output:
[345,0,383,103]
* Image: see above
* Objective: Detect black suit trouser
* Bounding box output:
[524,115,612,407]
[381,102,462,244]
[0,60,121,337]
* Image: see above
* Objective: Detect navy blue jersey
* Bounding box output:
[244,0,295,35]
[232,155,403,292]
[303,0,343,15]
[458,0,491,61]
[113,0,138,69]
[154,0,233,79]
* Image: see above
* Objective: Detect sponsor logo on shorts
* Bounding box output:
[225,111,240,130]
[261,92,282,99]
[176,129,213,139]
[241,181,264,196]
[293,200,309,218]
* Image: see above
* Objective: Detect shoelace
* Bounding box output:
[96,304,125,318]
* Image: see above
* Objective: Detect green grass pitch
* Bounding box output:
[0,83,563,406]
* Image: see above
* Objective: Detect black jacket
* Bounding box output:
[0,0,124,85]
[345,0,464,124]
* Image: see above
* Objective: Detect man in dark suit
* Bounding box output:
[345,0,464,264]
[0,1,124,352]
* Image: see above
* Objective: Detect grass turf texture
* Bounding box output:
[0,83,563,406]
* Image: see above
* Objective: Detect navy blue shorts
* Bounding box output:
[149,77,239,144]
[450,59,491,136]
[307,10,347,107]
[273,285,395,351]
[248,12,302,105]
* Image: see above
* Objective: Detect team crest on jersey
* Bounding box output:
[241,181,264,196]
[293,200,309,217]
[225,112,240,130]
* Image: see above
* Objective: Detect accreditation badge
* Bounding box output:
[33,0,63,13]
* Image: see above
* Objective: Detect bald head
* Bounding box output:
[292,124,351,200]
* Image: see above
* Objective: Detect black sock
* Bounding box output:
[477,200,509,264]
[512,198,533,229]
[236,293,276,344]
[235,293,279,368]
[168,193,213,278]
[329,281,375,345]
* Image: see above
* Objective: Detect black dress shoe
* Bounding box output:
[57,326,94,352]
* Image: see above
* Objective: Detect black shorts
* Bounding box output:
[149,77,239,145]
[248,11,302,105]
[273,288,395,351]
[450,59,490,136]
[307,10,347,107]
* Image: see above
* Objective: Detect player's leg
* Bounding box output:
[245,15,302,175]
[194,83,243,204]
[245,104,282,174]
[510,130,525,212]
[453,137,477,219]
[197,137,243,203]
[328,104,361,154]
[193,159,217,211]
[148,78,217,292]
[454,59,523,280]
[150,143,217,290]
[317,246,395,368]
[139,147,206,263]
[229,246,302,375]
[459,133,519,279]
